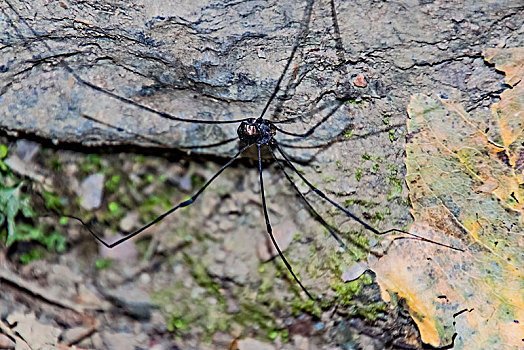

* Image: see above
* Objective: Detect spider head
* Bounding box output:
[237,118,276,146]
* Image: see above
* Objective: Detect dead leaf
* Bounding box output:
[370,47,524,348]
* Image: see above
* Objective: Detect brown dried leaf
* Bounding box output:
[370,47,524,348]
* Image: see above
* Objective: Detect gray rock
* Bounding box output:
[79,173,104,210]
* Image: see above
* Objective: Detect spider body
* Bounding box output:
[237,118,277,146]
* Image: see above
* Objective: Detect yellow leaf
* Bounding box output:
[370,47,524,348]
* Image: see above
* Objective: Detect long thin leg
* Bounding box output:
[257,144,314,300]
[82,114,238,150]
[69,144,251,248]
[257,0,314,122]
[269,146,346,248]
[273,100,344,138]
[274,143,464,252]
[3,0,249,125]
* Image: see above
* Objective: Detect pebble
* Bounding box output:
[79,173,104,210]
[15,139,40,161]
[353,74,367,87]
[341,261,368,282]
[237,338,275,350]
[119,211,140,232]
[139,272,151,285]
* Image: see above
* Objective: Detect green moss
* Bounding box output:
[235,301,286,339]
[41,190,64,211]
[145,173,155,183]
[387,177,403,201]
[355,168,362,182]
[388,129,395,142]
[95,258,113,270]
[291,297,322,318]
[190,174,206,189]
[345,100,364,107]
[79,154,101,174]
[153,256,289,342]
[186,255,224,300]
[105,174,121,192]
[138,195,172,222]
[50,156,63,171]
[333,279,362,304]
[353,301,387,321]
[0,144,7,159]
[133,155,146,163]
[20,249,43,264]
[108,201,120,213]
[152,264,228,341]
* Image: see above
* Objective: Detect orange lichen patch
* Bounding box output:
[370,47,524,348]
[353,74,367,87]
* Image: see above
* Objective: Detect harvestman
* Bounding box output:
[4,0,462,300]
